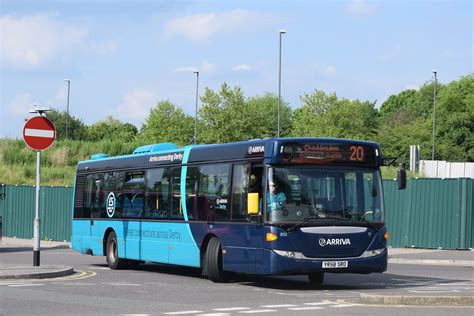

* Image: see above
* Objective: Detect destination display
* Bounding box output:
[280,143,377,165]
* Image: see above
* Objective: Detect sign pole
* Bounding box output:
[23,107,56,267]
[33,150,41,266]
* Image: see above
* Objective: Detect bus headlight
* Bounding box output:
[362,248,385,258]
[273,249,303,259]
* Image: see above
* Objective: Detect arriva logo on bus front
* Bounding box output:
[318,238,351,247]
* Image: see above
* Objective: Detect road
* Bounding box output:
[0,247,472,315]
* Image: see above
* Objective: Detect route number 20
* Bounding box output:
[349,146,364,161]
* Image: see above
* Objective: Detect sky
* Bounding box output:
[1,0,472,139]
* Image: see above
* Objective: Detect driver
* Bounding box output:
[267,181,287,212]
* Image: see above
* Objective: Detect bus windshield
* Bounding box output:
[266,166,383,224]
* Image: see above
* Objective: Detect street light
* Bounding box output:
[432,70,437,161]
[277,29,286,138]
[193,70,199,144]
[64,79,71,139]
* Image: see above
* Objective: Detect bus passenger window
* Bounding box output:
[145,168,169,219]
[91,174,104,218]
[185,167,199,221]
[122,171,145,219]
[198,164,230,222]
[170,168,183,220]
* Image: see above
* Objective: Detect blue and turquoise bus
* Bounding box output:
[72,138,405,284]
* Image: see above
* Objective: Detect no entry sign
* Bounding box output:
[23,116,56,151]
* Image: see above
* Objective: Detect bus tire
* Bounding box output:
[105,231,127,270]
[206,237,228,283]
[308,272,324,285]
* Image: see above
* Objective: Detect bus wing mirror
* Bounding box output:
[247,193,259,215]
[397,163,407,190]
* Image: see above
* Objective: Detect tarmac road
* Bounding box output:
[0,238,472,315]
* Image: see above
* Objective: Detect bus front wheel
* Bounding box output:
[308,272,324,285]
[206,237,228,283]
[106,231,127,269]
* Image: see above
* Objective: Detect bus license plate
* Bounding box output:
[322,261,348,268]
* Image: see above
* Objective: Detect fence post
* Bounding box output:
[459,178,467,249]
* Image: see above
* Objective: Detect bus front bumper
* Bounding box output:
[259,248,387,275]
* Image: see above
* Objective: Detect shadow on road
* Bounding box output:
[90,261,470,292]
[0,246,69,253]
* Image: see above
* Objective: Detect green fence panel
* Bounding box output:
[1,179,473,247]
[1,185,72,241]
[384,178,473,249]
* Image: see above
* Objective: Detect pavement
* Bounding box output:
[0,237,472,306]
[0,237,74,279]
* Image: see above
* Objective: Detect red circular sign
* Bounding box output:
[23,116,56,151]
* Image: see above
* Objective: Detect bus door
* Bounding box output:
[224,163,264,274]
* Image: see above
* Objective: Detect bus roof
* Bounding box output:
[76,138,382,173]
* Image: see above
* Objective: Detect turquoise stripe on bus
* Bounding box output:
[168,145,200,267]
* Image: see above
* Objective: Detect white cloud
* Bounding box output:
[173,61,217,74]
[202,60,217,73]
[323,65,336,77]
[0,14,88,67]
[173,66,197,73]
[115,89,155,121]
[346,0,377,17]
[378,45,401,63]
[232,64,251,71]
[163,9,275,41]
[313,64,337,78]
[8,93,34,115]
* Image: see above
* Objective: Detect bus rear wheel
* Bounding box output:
[308,272,325,285]
[106,231,127,269]
[206,237,228,283]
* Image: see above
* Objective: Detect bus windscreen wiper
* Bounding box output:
[287,213,350,232]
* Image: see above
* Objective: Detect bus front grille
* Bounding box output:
[304,248,362,258]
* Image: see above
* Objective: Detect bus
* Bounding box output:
[71,138,406,284]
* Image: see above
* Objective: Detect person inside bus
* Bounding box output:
[267,181,287,212]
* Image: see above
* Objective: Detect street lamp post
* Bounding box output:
[277,29,286,138]
[193,70,199,144]
[64,79,71,139]
[432,70,437,161]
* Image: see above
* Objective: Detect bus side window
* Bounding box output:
[123,171,145,219]
[145,168,169,219]
[170,167,183,220]
[83,175,94,218]
[185,167,199,221]
[231,163,250,221]
[91,174,104,218]
[198,163,230,222]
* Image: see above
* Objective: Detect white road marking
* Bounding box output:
[196,313,230,316]
[212,308,250,311]
[164,311,203,315]
[303,301,333,305]
[409,290,458,293]
[288,307,324,311]
[238,310,277,314]
[261,304,297,308]
[88,267,110,270]
[329,304,358,308]
[9,283,44,287]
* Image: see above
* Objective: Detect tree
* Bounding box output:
[198,84,292,143]
[141,100,194,146]
[86,116,138,142]
[291,90,378,140]
[46,109,87,141]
